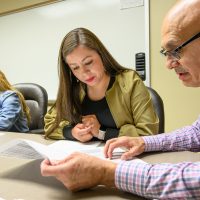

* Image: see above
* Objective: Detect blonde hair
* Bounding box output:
[0,70,31,124]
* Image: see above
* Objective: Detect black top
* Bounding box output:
[63,77,119,141]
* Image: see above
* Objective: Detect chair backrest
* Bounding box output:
[147,87,165,134]
[13,83,48,134]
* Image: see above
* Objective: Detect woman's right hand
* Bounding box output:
[72,123,93,142]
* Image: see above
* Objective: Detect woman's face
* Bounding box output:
[66,45,107,87]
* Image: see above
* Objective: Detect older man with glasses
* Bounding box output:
[40,0,200,199]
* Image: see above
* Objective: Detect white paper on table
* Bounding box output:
[0,139,102,160]
[0,139,146,164]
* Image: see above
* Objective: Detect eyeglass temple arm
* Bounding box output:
[176,32,200,51]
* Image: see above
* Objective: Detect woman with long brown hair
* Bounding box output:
[44,27,159,142]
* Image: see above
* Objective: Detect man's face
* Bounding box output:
[161,30,200,87]
[162,30,200,87]
[161,13,200,87]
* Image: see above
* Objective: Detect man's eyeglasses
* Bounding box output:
[160,32,200,60]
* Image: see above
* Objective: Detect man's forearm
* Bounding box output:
[143,117,200,152]
[115,161,200,199]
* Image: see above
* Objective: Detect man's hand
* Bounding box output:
[41,152,117,191]
[104,136,145,160]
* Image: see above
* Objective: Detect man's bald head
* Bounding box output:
[162,0,200,46]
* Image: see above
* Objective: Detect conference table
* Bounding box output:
[0,132,200,200]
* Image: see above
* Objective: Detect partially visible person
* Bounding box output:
[44,27,159,142]
[0,70,30,132]
[41,0,200,199]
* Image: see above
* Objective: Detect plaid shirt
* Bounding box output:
[115,116,200,199]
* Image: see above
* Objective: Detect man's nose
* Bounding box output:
[166,56,179,69]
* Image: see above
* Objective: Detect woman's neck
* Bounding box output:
[87,74,110,101]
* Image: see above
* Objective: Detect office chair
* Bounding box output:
[147,87,165,133]
[13,83,48,134]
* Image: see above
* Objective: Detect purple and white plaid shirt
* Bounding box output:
[115,116,200,199]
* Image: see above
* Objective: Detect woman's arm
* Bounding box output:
[107,71,159,138]
[0,91,22,131]
[44,107,69,139]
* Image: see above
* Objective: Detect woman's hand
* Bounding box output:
[72,123,93,142]
[82,115,101,137]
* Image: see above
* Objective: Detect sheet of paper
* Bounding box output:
[0,139,146,164]
[0,139,102,160]
[46,140,102,160]
[0,139,47,159]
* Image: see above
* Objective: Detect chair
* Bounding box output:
[13,83,48,134]
[147,87,165,134]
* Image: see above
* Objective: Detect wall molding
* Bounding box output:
[0,0,63,16]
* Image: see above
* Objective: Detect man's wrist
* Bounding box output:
[142,135,161,152]
[101,160,117,188]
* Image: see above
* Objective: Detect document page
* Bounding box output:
[0,139,49,159]
[0,139,103,160]
[0,139,145,164]
[45,140,103,160]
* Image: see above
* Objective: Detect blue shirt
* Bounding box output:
[0,90,29,132]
